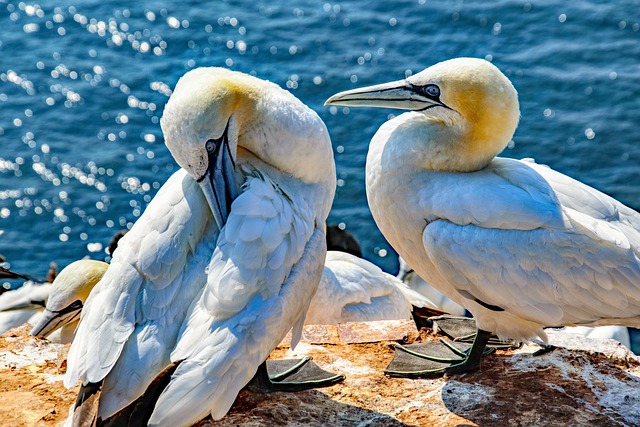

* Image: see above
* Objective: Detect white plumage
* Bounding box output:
[65,68,335,425]
[305,251,432,325]
[397,257,466,316]
[0,281,51,334]
[326,57,640,350]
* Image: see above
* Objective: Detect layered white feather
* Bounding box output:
[65,67,335,425]
[64,169,215,418]
[148,172,324,426]
[305,251,432,325]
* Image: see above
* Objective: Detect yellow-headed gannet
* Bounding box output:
[30,259,108,343]
[64,67,338,426]
[305,250,432,325]
[326,57,640,377]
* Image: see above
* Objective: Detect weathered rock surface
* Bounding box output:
[1,322,639,426]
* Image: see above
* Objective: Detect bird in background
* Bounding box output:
[325,224,362,258]
[30,259,108,344]
[306,249,433,325]
[562,325,631,349]
[64,67,340,427]
[0,262,57,335]
[397,256,467,318]
[0,280,51,335]
[326,57,640,378]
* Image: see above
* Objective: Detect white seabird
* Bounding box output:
[326,57,640,377]
[64,67,337,426]
[30,259,108,343]
[305,250,432,325]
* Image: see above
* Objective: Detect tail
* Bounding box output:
[100,361,182,427]
[68,381,102,427]
[67,361,182,427]
[394,279,436,309]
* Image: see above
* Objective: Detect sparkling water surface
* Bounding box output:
[1,1,639,349]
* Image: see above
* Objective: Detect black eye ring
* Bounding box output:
[205,139,215,153]
[424,84,440,98]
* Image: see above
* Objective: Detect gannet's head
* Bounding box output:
[162,67,335,226]
[326,58,520,171]
[30,259,108,338]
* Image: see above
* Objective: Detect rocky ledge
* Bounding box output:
[1,322,639,426]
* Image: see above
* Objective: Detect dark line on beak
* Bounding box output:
[51,299,83,316]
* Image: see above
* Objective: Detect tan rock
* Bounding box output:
[1,322,639,426]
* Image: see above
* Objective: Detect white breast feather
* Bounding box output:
[64,170,213,398]
[146,173,323,426]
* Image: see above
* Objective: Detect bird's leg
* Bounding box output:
[385,329,495,379]
[532,344,557,356]
[247,358,344,393]
[430,315,519,349]
[444,329,493,375]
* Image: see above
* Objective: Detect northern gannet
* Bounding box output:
[30,259,108,343]
[65,67,338,426]
[326,57,640,377]
[305,250,432,325]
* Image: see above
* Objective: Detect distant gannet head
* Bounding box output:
[30,259,108,338]
[326,58,520,172]
[162,67,335,227]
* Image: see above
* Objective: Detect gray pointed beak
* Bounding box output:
[30,300,83,338]
[198,120,239,230]
[325,79,444,111]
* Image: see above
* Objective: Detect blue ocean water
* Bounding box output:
[1,1,639,349]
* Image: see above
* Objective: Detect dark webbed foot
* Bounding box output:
[532,344,557,356]
[385,315,522,379]
[248,358,344,392]
[385,329,495,378]
[430,315,520,349]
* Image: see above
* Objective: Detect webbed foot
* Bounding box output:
[248,358,344,392]
[532,344,557,356]
[430,315,519,349]
[385,330,495,378]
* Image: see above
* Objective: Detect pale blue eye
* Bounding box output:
[205,139,215,153]
[425,84,440,97]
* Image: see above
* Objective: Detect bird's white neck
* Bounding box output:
[364,111,505,275]
[239,90,336,189]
